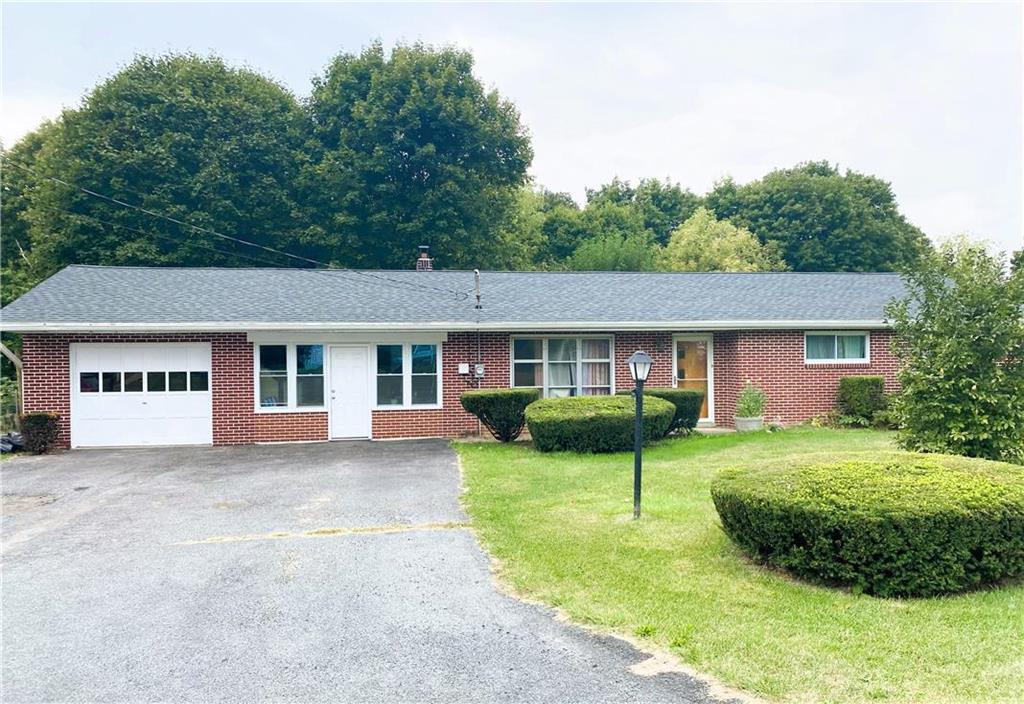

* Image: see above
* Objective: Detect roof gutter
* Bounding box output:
[0,319,890,333]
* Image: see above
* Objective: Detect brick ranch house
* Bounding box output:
[0,264,905,449]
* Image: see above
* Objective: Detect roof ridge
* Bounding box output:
[64,264,904,276]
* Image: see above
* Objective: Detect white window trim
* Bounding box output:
[253,343,328,413]
[803,331,871,364]
[672,334,715,423]
[372,343,443,411]
[509,335,615,397]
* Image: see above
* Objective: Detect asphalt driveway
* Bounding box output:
[2,441,734,703]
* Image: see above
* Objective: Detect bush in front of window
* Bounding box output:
[835,376,887,426]
[20,412,61,454]
[711,453,1024,597]
[525,395,674,453]
[616,388,704,434]
[460,389,541,442]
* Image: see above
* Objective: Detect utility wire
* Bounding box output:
[25,205,292,269]
[1,157,472,300]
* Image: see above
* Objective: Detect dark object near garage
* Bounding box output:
[20,413,61,454]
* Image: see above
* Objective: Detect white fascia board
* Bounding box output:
[247,330,449,344]
[0,319,889,333]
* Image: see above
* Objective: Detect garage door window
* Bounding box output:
[78,372,98,393]
[102,372,121,393]
[190,371,209,392]
[168,371,188,392]
[124,372,144,392]
[147,372,166,391]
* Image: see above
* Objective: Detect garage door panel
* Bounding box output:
[71,343,213,448]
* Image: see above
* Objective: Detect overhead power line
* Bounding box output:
[1,157,472,300]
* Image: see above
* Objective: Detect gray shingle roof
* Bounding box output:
[0,265,906,331]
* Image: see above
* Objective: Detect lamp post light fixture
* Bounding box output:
[628,350,653,519]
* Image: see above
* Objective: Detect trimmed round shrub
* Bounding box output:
[711,454,1024,597]
[525,395,674,453]
[837,376,887,421]
[20,412,61,454]
[461,388,540,442]
[617,387,704,434]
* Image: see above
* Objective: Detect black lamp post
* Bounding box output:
[628,350,653,519]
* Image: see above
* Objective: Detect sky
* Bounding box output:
[2,1,1022,255]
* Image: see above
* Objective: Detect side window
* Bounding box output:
[376,345,404,405]
[259,345,288,407]
[411,344,438,405]
[296,345,324,407]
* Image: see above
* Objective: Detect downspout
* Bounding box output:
[0,342,24,428]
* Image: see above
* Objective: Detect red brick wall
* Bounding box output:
[373,332,509,439]
[20,332,328,447]
[21,328,900,446]
[711,330,899,426]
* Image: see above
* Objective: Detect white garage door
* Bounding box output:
[71,343,213,448]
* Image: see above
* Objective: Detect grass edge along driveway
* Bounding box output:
[455,428,1024,704]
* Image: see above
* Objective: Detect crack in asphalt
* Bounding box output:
[176,520,470,545]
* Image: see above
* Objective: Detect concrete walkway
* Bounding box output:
[2,441,736,703]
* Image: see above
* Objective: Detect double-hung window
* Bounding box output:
[256,344,326,410]
[804,332,870,363]
[375,343,440,408]
[511,337,612,397]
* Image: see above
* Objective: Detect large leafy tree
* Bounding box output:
[587,177,700,245]
[706,161,930,272]
[1,121,59,305]
[566,202,658,271]
[886,237,1024,462]
[307,42,532,269]
[20,54,315,278]
[659,207,787,272]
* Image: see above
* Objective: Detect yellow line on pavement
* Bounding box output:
[176,521,469,545]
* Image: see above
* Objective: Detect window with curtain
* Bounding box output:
[805,333,869,362]
[511,337,612,397]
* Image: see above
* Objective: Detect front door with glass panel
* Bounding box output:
[675,335,713,422]
[330,346,371,438]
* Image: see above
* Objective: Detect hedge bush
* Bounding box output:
[617,387,704,434]
[525,395,674,453]
[837,376,887,421]
[711,454,1024,597]
[20,412,60,454]
[460,388,541,442]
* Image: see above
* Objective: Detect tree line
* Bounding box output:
[2,43,938,305]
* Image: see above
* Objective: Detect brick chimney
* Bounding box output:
[416,245,433,271]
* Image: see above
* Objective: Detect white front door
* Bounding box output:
[330,346,371,438]
[70,343,213,447]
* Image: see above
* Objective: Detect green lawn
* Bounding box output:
[456,428,1024,704]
